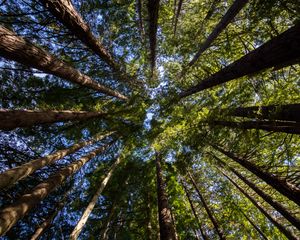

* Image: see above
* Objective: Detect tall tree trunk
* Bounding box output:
[136,0,145,40]
[0,142,113,236]
[147,0,160,72]
[155,153,177,240]
[40,0,134,85]
[213,155,300,230]
[0,26,127,100]
[0,109,106,131]
[228,104,300,122]
[188,0,249,66]
[181,179,208,240]
[173,0,183,35]
[0,132,114,190]
[187,171,226,240]
[179,24,300,98]
[208,120,300,135]
[212,145,300,206]
[221,170,298,240]
[70,157,122,240]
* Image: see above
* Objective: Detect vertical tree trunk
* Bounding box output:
[213,155,300,230]
[0,132,114,190]
[0,142,113,236]
[173,0,183,35]
[188,0,249,66]
[187,171,226,240]
[40,0,134,85]
[70,157,122,240]
[0,109,106,131]
[155,153,177,240]
[221,170,298,240]
[181,179,208,240]
[179,24,300,98]
[136,0,145,40]
[212,145,300,206]
[100,204,116,240]
[228,104,300,122]
[0,26,127,100]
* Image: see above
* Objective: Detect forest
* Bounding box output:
[0,0,299,239]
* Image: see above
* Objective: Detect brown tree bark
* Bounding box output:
[0,132,114,190]
[0,142,113,236]
[40,0,135,85]
[212,145,300,206]
[181,179,208,240]
[187,171,226,240]
[173,0,183,35]
[228,104,300,122]
[155,153,177,240]
[179,24,300,98]
[70,157,122,240]
[221,170,298,240]
[214,155,300,230]
[208,120,300,135]
[136,0,145,40]
[0,109,106,131]
[188,0,249,66]
[0,26,127,100]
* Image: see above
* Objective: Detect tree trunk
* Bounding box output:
[100,204,116,240]
[208,120,300,135]
[228,104,300,122]
[147,0,160,72]
[0,26,127,100]
[173,0,183,35]
[0,109,106,131]
[187,171,226,240]
[188,0,249,66]
[0,142,113,236]
[179,24,300,98]
[155,153,177,240]
[181,179,208,240]
[212,145,300,206]
[40,0,134,85]
[221,170,298,240]
[70,157,122,240]
[214,155,300,230]
[0,132,114,190]
[136,0,145,40]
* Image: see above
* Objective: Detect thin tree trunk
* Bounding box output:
[70,157,122,240]
[136,0,145,40]
[228,104,300,122]
[173,0,183,35]
[100,204,116,240]
[208,120,300,135]
[146,192,153,240]
[40,0,134,86]
[0,109,106,131]
[181,179,208,240]
[212,145,300,206]
[155,153,177,240]
[0,142,113,236]
[221,170,298,240]
[0,26,127,100]
[179,24,300,98]
[188,0,249,66]
[213,155,300,230]
[187,171,226,240]
[0,132,114,190]
[147,0,160,72]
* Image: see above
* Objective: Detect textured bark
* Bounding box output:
[70,157,122,240]
[136,0,145,39]
[212,145,300,206]
[0,109,106,131]
[0,132,114,190]
[180,24,300,98]
[173,0,183,35]
[188,0,249,66]
[215,155,300,230]
[40,0,134,85]
[155,153,177,240]
[228,104,300,123]
[187,171,226,240]
[0,26,127,100]
[209,120,300,135]
[181,180,208,240]
[222,171,298,240]
[0,143,112,236]
[147,0,160,72]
